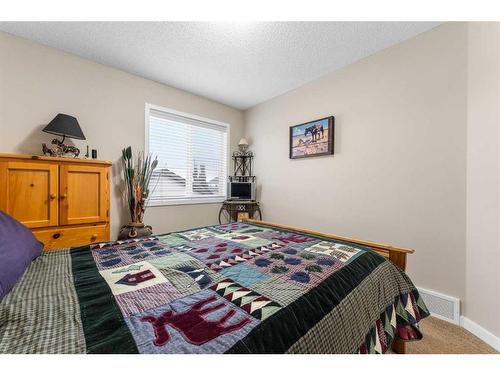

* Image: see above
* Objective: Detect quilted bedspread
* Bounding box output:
[0,221,429,354]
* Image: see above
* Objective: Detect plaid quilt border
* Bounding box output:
[0,249,86,354]
[71,245,138,353]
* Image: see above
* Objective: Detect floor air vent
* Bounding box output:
[418,288,460,324]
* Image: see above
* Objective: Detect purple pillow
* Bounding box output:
[0,211,43,300]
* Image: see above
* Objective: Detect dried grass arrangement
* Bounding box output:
[118,146,158,239]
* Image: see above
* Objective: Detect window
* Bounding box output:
[145,104,229,206]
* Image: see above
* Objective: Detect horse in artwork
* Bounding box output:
[304,125,318,141]
[304,124,325,142]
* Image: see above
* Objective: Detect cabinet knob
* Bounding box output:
[91,234,98,241]
[60,194,67,199]
[49,193,57,200]
[52,233,61,239]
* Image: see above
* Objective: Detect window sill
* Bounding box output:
[147,197,226,207]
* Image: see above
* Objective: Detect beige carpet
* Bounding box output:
[404,316,498,354]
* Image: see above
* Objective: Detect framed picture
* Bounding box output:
[289,116,334,159]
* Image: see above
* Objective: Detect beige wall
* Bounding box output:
[244,23,468,302]
[0,31,245,238]
[466,22,500,337]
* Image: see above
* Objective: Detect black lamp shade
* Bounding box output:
[42,113,86,140]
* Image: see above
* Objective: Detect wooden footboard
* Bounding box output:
[241,218,414,354]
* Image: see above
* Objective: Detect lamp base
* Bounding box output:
[42,137,80,158]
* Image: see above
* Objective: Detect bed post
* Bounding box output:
[392,339,406,354]
[389,250,407,272]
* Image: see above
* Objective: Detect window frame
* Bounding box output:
[144,102,230,207]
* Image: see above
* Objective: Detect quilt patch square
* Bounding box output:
[174,239,250,265]
[115,282,183,317]
[268,232,320,246]
[148,252,205,270]
[99,261,168,296]
[159,268,202,297]
[251,276,308,306]
[126,289,259,353]
[158,266,225,298]
[149,253,225,290]
[215,232,273,249]
[303,241,365,264]
[210,222,253,233]
[283,239,323,252]
[217,263,270,288]
[251,230,280,242]
[156,233,189,247]
[247,249,343,288]
[176,228,222,242]
[184,236,233,247]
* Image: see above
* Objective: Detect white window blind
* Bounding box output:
[146,105,228,206]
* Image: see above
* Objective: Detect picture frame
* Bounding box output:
[289,116,335,159]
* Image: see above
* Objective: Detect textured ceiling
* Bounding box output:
[0,22,440,109]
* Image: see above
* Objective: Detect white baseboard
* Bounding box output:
[460,316,500,352]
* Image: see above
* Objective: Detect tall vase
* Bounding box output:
[117,222,153,240]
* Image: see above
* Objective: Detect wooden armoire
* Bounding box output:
[0,153,111,250]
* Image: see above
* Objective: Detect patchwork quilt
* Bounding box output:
[0,222,429,354]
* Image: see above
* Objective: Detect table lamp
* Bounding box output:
[41,113,86,158]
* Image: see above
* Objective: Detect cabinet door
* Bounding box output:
[59,165,109,225]
[0,161,59,228]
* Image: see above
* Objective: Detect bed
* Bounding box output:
[0,219,429,354]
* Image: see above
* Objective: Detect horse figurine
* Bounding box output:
[42,139,80,158]
[51,138,80,157]
[41,143,57,157]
